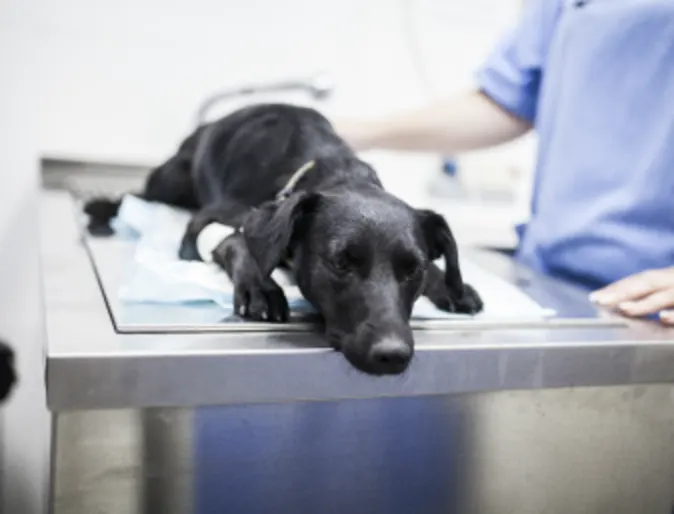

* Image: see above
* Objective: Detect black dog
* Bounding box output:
[0,339,16,403]
[85,104,483,375]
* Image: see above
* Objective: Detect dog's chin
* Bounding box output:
[325,328,411,376]
[325,330,368,371]
[325,327,344,351]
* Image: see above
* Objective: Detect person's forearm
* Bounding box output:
[337,91,532,154]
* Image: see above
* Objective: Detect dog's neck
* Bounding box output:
[288,154,384,195]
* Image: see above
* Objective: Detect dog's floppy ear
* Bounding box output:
[243,192,321,277]
[416,209,464,296]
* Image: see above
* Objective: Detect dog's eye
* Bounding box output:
[330,254,353,275]
[396,256,423,281]
[331,260,349,275]
[329,248,362,275]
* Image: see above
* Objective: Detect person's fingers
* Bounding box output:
[590,269,672,306]
[659,310,674,326]
[617,288,674,317]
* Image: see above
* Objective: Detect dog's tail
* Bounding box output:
[83,197,123,236]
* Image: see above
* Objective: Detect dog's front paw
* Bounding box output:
[454,283,483,315]
[233,274,289,322]
[425,282,483,315]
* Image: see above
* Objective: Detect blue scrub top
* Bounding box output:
[477,0,674,289]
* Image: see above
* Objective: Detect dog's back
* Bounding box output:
[190,104,379,207]
[84,104,381,229]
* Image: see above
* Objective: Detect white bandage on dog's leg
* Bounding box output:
[196,223,237,262]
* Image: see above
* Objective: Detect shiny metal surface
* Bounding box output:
[53,387,674,514]
[88,236,621,332]
[41,192,674,410]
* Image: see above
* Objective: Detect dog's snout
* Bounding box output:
[368,338,412,374]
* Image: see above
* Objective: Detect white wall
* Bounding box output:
[0,17,50,514]
[1,0,528,205]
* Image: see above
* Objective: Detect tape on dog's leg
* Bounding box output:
[196,223,236,262]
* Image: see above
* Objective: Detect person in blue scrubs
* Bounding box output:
[335,0,674,325]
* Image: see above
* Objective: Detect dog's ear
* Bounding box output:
[416,209,464,296]
[243,192,321,277]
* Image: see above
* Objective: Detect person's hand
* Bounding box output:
[590,267,674,325]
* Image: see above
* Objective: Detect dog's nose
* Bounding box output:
[368,338,412,374]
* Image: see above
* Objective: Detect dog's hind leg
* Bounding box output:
[83,127,205,235]
[179,203,289,322]
[142,127,204,210]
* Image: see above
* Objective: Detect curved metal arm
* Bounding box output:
[195,72,334,126]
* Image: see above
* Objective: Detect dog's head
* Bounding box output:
[243,188,465,375]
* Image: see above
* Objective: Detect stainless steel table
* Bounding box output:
[42,191,674,514]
